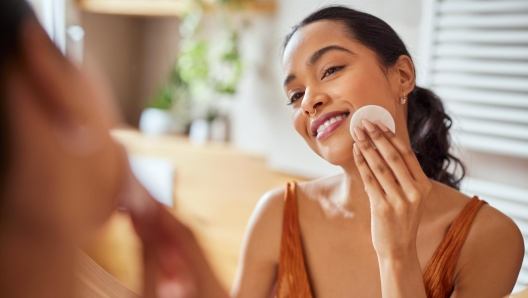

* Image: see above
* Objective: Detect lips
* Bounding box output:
[310,110,350,137]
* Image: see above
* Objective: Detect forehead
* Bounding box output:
[282,20,354,69]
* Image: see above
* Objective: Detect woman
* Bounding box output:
[232,6,524,298]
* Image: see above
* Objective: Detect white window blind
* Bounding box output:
[418,0,528,293]
[27,0,66,53]
[418,0,528,158]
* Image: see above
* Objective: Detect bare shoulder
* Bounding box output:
[231,186,287,297]
[244,187,285,262]
[461,203,524,265]
[432,181,523,263]
[449,187,524,296]
[232,187,290,297]
[252,186,286,224]
[427,181,523,296]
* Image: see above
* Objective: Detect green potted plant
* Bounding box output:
[141,0,244,139]
[139,66,191,135]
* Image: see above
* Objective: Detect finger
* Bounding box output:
[353,126,402,197]
[375,121,429,183]
[141,236,194,298]
[361,119,416,192]
[132,203,197,298]
[353,142,386,201]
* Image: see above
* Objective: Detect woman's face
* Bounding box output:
[282,20,403,166]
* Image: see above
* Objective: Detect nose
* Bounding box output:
[302,88,327,117]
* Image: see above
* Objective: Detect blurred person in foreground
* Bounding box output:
[232,6,524,298]
[0,1,229,297]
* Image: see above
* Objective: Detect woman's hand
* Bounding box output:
[352,119,432,261]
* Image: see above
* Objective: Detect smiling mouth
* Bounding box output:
[314,112,350,137]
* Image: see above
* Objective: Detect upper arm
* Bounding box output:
[230,188,285,298]
[451,205,524,298]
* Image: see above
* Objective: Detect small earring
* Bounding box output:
[400,94,407,105]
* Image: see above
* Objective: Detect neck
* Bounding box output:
[331,161,372,217]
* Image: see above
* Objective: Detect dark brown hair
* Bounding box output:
[0,0,32,193]
[284,6,465,189]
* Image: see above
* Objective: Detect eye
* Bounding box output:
[322,65,344,79]
[287,92,304,105]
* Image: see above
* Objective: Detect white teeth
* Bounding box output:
[316,113,349,135]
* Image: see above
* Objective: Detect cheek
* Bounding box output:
[332,67,396,113]
[292,108,307,137]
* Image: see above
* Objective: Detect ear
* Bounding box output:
[393,55,415,97]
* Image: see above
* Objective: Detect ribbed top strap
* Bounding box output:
[423,196,487,298]
[276,182,314,298]
[75,250,139,298]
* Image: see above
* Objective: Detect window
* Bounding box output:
[418,0,528,292]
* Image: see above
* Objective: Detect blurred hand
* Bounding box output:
[119,161,229,298]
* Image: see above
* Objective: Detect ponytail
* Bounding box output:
[407,87,465,189]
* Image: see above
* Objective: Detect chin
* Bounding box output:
[312,132,356,166]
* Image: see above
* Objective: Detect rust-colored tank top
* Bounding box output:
[276,182,487,298]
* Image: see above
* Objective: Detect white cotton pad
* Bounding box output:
[350,105,395,148]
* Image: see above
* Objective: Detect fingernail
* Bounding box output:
[354,127,366,141]
[375,121,390,132]
[362,119,376,133]
[353,143,360,155]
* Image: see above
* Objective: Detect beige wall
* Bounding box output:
[80,13,181,125]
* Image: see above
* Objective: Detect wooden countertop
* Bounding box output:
[83,129,305,293]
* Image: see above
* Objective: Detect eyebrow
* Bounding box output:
[284,74,296,87]
[307,45,354,66]
[283,45,355,87]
